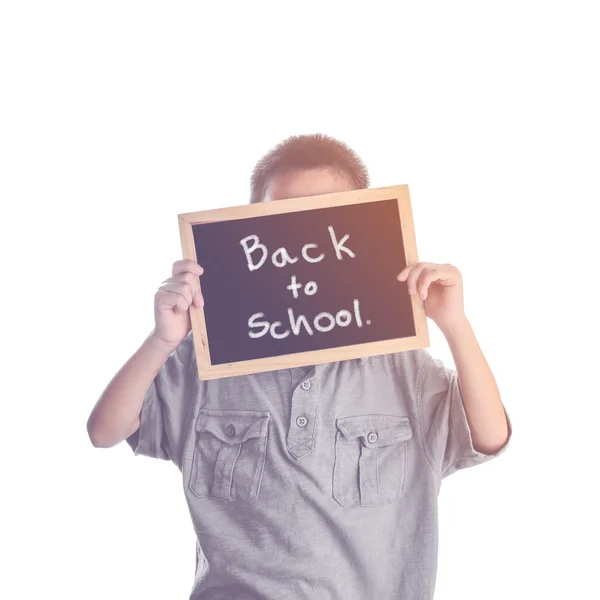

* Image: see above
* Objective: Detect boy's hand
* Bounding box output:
[151,259,204,348]
[397,262,466,333]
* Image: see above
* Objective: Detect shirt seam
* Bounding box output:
[147,384,161,459]
[441,374,465,476]
[416,354,442,483]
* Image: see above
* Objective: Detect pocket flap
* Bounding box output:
[196,409,270,444]
[336,414,412,447]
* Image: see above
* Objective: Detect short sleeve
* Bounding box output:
[126,333,198,467]
[417,351,511,479]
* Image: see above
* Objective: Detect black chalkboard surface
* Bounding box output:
[178,185,428,379]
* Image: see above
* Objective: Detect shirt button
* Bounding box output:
[301,380,311,390]
[296,415,308,427]
[225,424,236,437]
[367,431,378,444]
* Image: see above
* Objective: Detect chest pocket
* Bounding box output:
[189,409,270,502]
[333,414,412,507]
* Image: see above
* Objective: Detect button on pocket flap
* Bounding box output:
[336,414,412,447]
[196,409,270,444]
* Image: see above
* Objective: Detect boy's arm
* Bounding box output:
[442,318,508,454]
[398,261,509,456]
[87,258,203,448]
[86,332,179,448]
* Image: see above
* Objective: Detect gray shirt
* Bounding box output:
[127,332,510,599]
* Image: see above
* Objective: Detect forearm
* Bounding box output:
[441,318,509,454]
[86,331,178,448]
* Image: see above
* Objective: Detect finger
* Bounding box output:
[163,271,201,295]
[172,259,204,277]
[165,272,204,308]
[406,263,429,295]
[192,290,204,308]
[172,258,203,276]
[399,262,455,283]
[417,268,439,300]
[396,265,412,281]
[157,283,194,308]
[172,296,189,315]
[156,289,189,314]
[166,276,202,309]
[418,267,455,299]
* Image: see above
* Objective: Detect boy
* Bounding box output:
[87,134,511,600]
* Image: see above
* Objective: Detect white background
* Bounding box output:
[1,2,599,599]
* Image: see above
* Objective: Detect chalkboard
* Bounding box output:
[178,185,429,379]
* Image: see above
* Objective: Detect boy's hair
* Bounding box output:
[249,133,369,204]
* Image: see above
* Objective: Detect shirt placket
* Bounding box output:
[286,366,319,460]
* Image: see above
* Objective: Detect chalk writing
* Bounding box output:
[248,299,364,339]
[242,226,368,340]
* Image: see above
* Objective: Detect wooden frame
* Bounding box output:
[178,184,429,380]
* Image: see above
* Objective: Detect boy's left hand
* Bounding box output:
[397,262,466,332]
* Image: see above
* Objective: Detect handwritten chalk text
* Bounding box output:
[287,275,318,298]
[248,299,367,339]
[240,226,354,272]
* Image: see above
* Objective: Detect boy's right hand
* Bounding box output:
[151,259,204,348]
